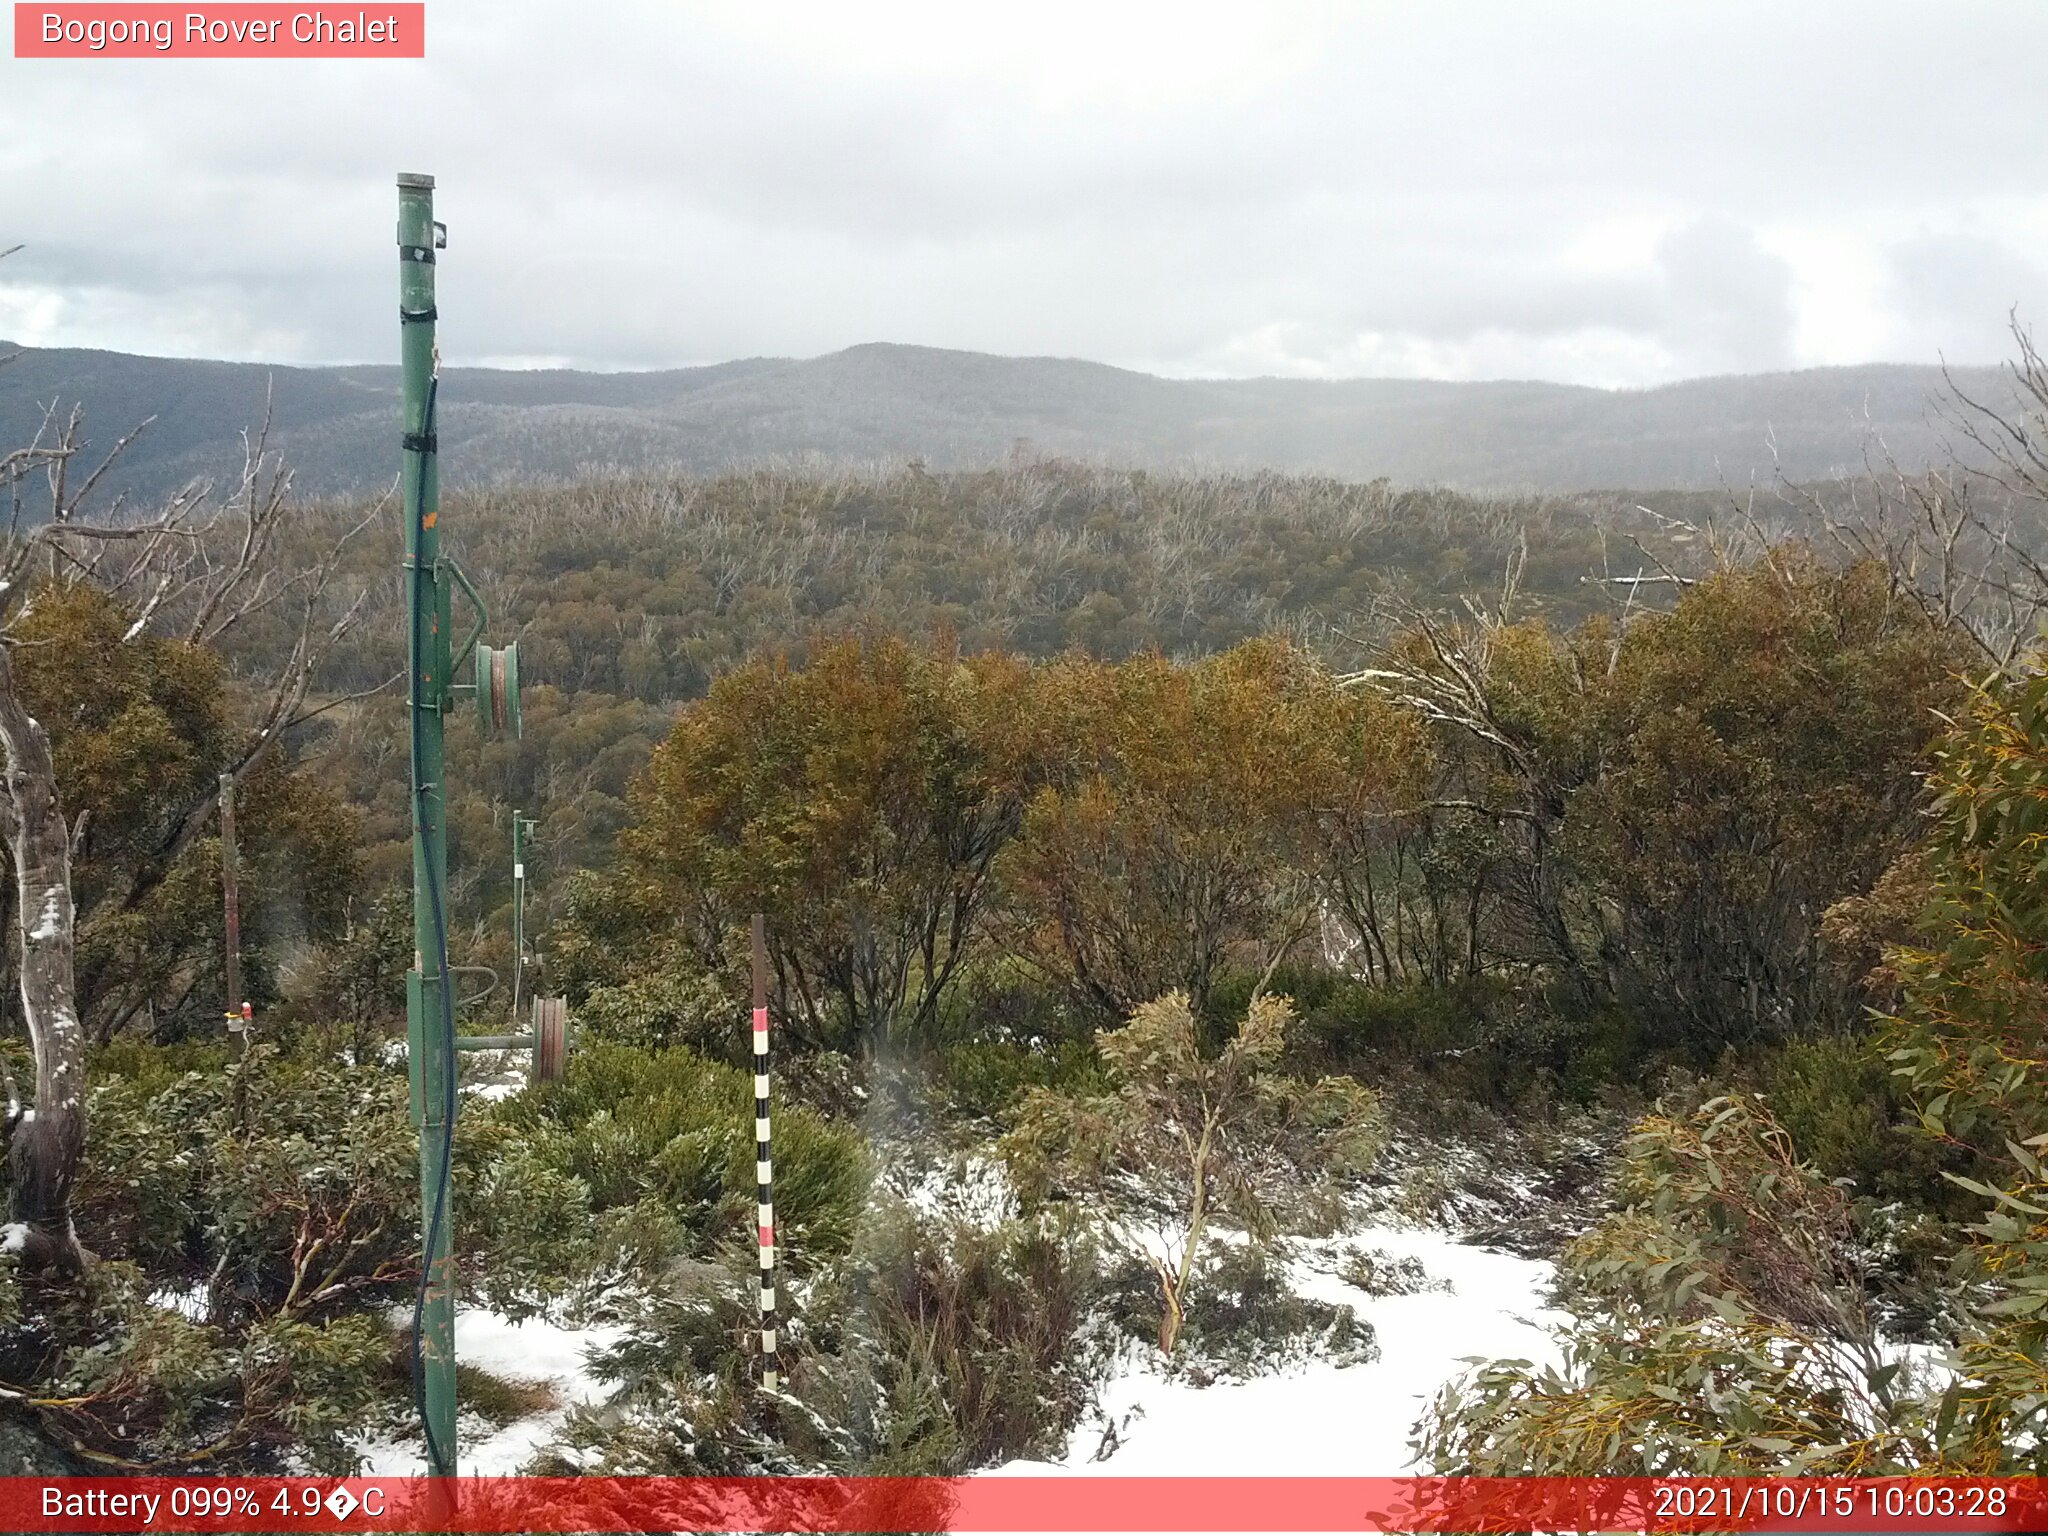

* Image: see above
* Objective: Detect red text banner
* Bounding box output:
[14,4,424,57]
[4,1476,2047,1533]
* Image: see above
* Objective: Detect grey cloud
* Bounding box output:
[1654,214,1797,374]
[2,0,2044,383]
[1888,232,2048,361]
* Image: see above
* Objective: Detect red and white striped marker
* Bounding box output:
[751,912,778,1392]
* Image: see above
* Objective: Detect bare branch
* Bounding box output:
[284,669,405,731]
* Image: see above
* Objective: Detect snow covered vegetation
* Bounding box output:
[2,389,2048,1477]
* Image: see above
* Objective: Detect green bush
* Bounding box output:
[1208,968,1489,1064]
[1102,1241,1376,1377]
[775,1049,867,1121]
[795,1201,1107,1472]
[451,1362,558,1428]
[25,1261,392,1471]
[543,868,673,1004]
[548,1204,1107,1477]
[86,1037,234,1092]
[723,1106,870,1260]
[574,963,740,1060]
[1542,1006,1665,1100]
[80,1045,587,1318]
[932,1038,1105,1122]
[78,1051,417,1305]
[494,1041,871,1267]
[1239,970,1599,1108]
[1224,964,1728,1110]
[1760,1035,1953,1204]
[457,1123,608,1317]
[35,1052,461,1469]
[493,1041,745,1212]
[928,959,1086,1048]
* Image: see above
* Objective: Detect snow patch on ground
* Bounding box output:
[1002,1220,1563,1475]
[460,1050,529,1103]
[355,1309,623,1476]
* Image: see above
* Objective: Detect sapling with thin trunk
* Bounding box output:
[1001,988,1383,1354]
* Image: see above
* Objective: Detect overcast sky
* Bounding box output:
[2,0,2043,386]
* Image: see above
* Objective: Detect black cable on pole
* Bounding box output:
[407,373,457,1477]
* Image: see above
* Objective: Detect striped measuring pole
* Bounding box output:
[751,913,779,1392]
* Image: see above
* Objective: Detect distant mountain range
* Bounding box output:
[0,340,2011,501]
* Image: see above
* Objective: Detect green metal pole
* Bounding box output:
[511,811,529,1024]
[398,170,457,1481]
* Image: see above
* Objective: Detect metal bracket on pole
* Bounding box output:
[445,558,489,683]
[443,996,568,1084]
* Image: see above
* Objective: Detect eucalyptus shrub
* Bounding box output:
[1422,655,2048,1474]
[1879,662,2048,1466]
[1419,1095,1923,1475]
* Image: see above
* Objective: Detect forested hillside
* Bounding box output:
[222,463,1704,914]
[0,340,2015,501]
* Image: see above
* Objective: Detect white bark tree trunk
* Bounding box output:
[0,643,86,1275]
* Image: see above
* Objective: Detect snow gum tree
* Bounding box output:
[620,632,1053,1055]
[0,395,374,1274]
[0,644,85,1275]
[997,639,1429,1020]
[1369,551,1965,1049]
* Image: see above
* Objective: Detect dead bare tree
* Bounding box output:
[1340,545,1603,990]
[0,374,383,1274]
[1762,315,2048,671]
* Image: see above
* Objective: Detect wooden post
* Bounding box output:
[219,772,243,1029]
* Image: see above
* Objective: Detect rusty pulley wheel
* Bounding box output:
[532,995,568,1084]
[473,642,523,739]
